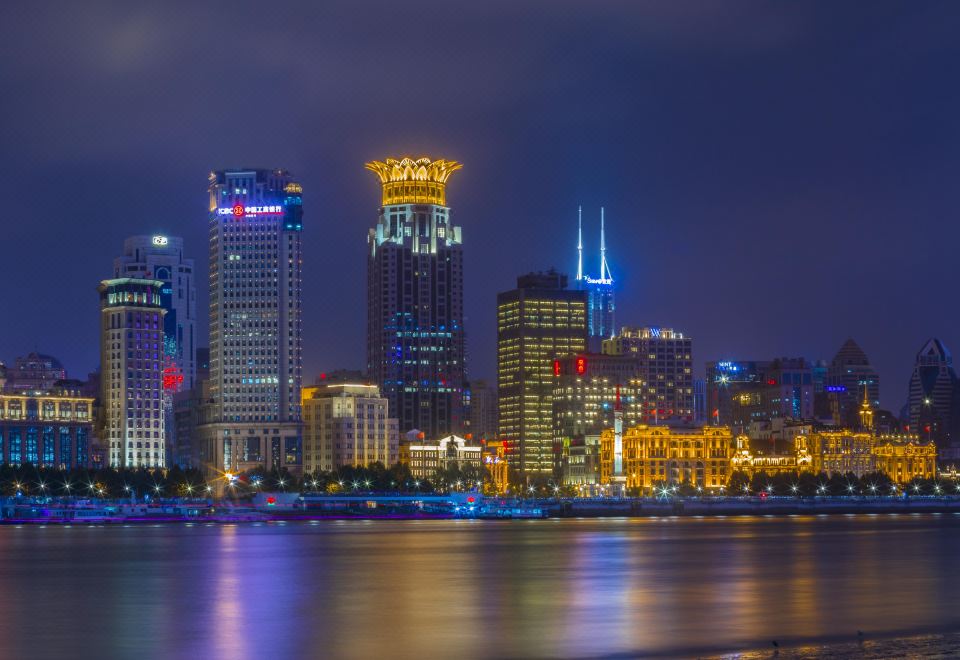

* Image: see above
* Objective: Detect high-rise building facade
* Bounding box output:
[498,270,587,476]
[7,353,67,392]
[552,352,647,486]
[552,352,647,443]
[366,157,465,439]
[464,379,497,441]
[98,278,166,469]
[201,168,304,476]
[603,327,694,423]
[575,207,615,347]
[907,338,960,448]
[114,234,197,390]
[705,358,814,428]
[114,234,197,468]
[301,382,398,473]
[827,338,880,427]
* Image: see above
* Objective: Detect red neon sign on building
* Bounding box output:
[575,356,587,375]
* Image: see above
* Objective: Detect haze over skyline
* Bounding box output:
[2,1,959,411]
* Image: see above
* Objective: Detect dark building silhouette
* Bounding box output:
[907,338,960,451]
[827,338,880,427]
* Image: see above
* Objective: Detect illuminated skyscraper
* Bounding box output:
[498,270,587,476]
[114,235,197,390]
[576,207,615,345]
[200,169,304,476]
[114,234,197,468]
[366,156,465,439]
[98,278,166,469]
[604,327,694,423]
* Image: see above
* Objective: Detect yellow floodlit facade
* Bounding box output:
[365,157,462,206]
[482,439,510,494]
[599,425,735,492]
[731,435,813,476]
[805,431,875,477]
[872,435,937,482]
[731,430,936,483]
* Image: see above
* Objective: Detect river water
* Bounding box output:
[2,514,959,659]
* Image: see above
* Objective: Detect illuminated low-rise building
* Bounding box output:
[563,434,602,487]
[301,382,398,473]
[0,385,94,468]
[731,435,812,476]
[400,434,482,481]
[871,435,937,482]
[599,425,735,492]
[730,408,937,483]
[482,438,510,494]
[805,430,875,477]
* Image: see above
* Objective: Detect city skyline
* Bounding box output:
[3,3,960,413]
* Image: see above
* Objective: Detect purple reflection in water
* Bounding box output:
[0,515,958,659]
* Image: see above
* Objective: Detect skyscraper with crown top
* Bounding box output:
[366,157,466,439]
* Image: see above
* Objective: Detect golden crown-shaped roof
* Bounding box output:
[365,157,462,206]
[365,157,462,184]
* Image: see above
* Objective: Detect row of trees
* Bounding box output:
[724,470,954,497]
[0,464,209,498]
[238,462,493,496]
[0,463,955,499]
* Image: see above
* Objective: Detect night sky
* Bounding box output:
[2,2,959,411]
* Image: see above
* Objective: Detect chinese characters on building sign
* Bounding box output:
[217,204,285,217]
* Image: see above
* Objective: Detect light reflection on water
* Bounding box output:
[0,515,958,659]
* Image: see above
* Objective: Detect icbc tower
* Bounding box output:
[366,157,465,440]
[200,169,304,478]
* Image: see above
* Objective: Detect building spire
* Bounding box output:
[577,206,583,282]
[859,382,874,432]
[598,207,613,283]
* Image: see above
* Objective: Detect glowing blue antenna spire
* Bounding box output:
[599,207,612,283]
[576,206,583,282]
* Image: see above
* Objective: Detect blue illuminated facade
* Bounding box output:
[576,207,615,345]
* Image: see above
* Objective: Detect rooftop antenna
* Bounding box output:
[577,206,583,282]
[599,207,612,282]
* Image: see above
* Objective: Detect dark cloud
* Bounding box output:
[1,1,959,409]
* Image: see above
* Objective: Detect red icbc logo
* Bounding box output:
[232,204,245,217]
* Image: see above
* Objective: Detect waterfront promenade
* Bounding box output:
[4,492,960,523]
